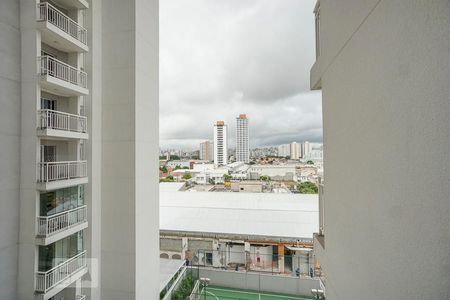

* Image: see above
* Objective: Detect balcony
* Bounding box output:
[39,56,88,96]
[37,2,88,53]
[37,109,88,140]
[36,205,88,246]
[35,251,87,295]
[37,161,88,191]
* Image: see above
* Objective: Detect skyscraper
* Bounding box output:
[290,142,301,160]
[278,144,291,157]
[236,114,249,163]
[200,140,214,161]
[303,141,312,158]
[214,121,228,166]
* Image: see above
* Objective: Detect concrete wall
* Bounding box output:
[313,1,450,299]
[100,0,159,299]
[197,268,320,297]
[0,0,21,298]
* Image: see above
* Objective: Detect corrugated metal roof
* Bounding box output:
[160,184,319,239]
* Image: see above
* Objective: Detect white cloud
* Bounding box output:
[160,0,322,149]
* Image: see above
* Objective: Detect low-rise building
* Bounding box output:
[230,181,263,193]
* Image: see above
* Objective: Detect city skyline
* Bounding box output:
[160,0,322,149]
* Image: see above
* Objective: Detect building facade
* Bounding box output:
[214,120,228,166]
[236,114,249,163]
[290,142,301,160]
[0,0,160,299]
[302,141,311,159]
[199,140,213,161]
[311,1,450,299]
[277,144,291,157]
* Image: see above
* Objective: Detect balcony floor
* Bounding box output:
[37,177,88,192]
[40,74,89,97]
[35,267,88,300]
[36,221,88,246]
[37,21,88,53]
[37,128,88,140]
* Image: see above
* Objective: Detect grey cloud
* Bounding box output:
[160,0,322,149]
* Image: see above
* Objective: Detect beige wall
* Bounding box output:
[313,1,450,299]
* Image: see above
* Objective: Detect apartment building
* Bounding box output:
[277,143,290,157]
[290,142,301,160]
[0,0,159,299]
[213,120,228,166]
[235,114,249,163]
[199,140,213,161]
[311,1,450,299]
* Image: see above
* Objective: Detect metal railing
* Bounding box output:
[37,205,87,237]
[318,178,324,235]
[38,109,87,133]
[37,161,88,183]
[37,2,87,45]
[76,295,86,300]
[39,56,87,89]
[35,250,87,293]
[188,280,201,300]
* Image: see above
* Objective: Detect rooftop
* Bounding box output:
[160,183,318,240]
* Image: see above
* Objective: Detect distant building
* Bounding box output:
[302,141,312,158]
[214,121,228,166]
[199,140,213,161]
[277,144,291,157]
[290,142,301,160]
[231,181,263,193]
[236,114,249,163]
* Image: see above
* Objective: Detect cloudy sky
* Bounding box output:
[160,0,322,150]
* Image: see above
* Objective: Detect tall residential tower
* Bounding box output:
[0,0,160,299]
[199,140,213,161]
[236,114,249,163]
[214,121,228,166]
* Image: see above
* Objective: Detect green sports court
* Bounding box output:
[197,286,315,300]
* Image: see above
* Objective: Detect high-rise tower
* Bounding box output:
[236,114,249,163]
[214,121,228,166]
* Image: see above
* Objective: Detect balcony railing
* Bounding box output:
[38,109,87,133]
[35,250,87,293]
[318,178,324,235]
[37,205,87,237]
[39,56,87,89]
[37,161,88,183]
[37,2,87,45]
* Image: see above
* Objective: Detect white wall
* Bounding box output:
[197,268,320,297]
[100,0,159,299]
[0,0,21,298]
[314,1,450,299]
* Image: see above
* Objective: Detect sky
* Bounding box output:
[160,0,322,150]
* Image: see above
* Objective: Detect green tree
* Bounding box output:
[159,165,168,173]
[182,173,192,180]
[171,274,194,300]
[306,160,314,165]
[260,175,271,181]
[224,174,232,181]
[298,181,318,194]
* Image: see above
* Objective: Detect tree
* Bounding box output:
[298,181,318,194]
[260,175,271,181]
[224,174,232,181]
[182,173,192,180]
[306,160,314,165]
[159,165,168,173]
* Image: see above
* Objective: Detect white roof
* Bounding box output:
[159,258,185,291]
[159,182,185,192]
[160,187,318,239]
